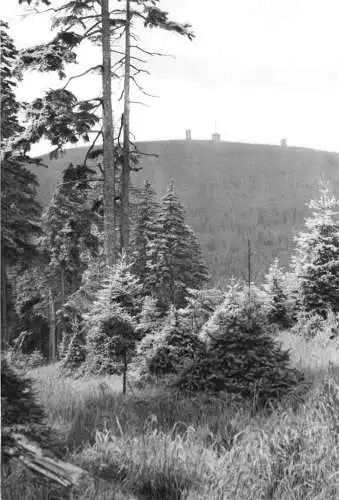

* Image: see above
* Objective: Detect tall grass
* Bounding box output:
[3,334,339,499]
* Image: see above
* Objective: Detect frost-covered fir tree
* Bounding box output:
[131,305,204,384]
[263,258,290,328]
[85,257,142,392]
[292,183,339,317]
[131,180,160,293]
[180,287,225,334]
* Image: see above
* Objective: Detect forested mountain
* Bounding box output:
[35,140,339,283]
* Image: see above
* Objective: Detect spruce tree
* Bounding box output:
[185,225,210,289]
[1,22,42,346]
[131,180,160,292]
[264,258,290,328]
[136,295,163,339]
[292,183,339,317]
[43,163,99,300]
[181,287,225,334]
[149,182,194,308]
[85,257,142,392]
[176,292,306,408]
[132,305,204,383]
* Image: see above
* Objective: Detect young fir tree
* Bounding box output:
[263,258,290,328]
[292,183,339,318]
[148,182,199,308]
[85,257,142,393]
[131,180,160,290]
[57,254,108,361]
[176,290,306,408]
[181,287,225,334]
[132,305,204,383]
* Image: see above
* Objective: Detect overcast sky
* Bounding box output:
[3,0,339,154]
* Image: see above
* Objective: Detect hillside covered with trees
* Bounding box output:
[36,140,339,282]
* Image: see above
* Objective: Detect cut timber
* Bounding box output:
[2,430,88,489]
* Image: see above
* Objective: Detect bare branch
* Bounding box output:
[131,44,174,58]
[83,20,102,38]
[130,76,158,98]
[83,127,103,167]
[130,100,149,107]
[63,65,102,89]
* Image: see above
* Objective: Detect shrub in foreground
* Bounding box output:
[174,298,307,409]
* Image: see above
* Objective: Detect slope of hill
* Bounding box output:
[34,140,339,283]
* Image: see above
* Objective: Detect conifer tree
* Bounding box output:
[43,163,99,301]
[181,287,225,334]
[132,305,204,383]
[149,182,193,308]
[264,258,290,328]
[1,22,42,346]
[136,295,162,339]
[131,180,160,290]
[85,257,142,392]
[292,183,339,317]
[176,292,306,408]
[185,225,210,289]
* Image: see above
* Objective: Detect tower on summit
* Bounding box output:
[185,129,192,141]
[212,121,220,142]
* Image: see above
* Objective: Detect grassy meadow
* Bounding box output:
[2,332,339,500]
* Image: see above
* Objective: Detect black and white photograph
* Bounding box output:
[1,1,339,498]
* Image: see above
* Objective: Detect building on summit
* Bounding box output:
[185,129,192,141]
[212,121,221,142]
[212,131,221,142]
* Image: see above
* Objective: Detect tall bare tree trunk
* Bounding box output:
[1,258,8,349]
[247,237,252,301]
[48,288,56,361]
[60,267,65,305]
[120,0,131,253]
[122,351,127,395]
[101,0,116,267]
